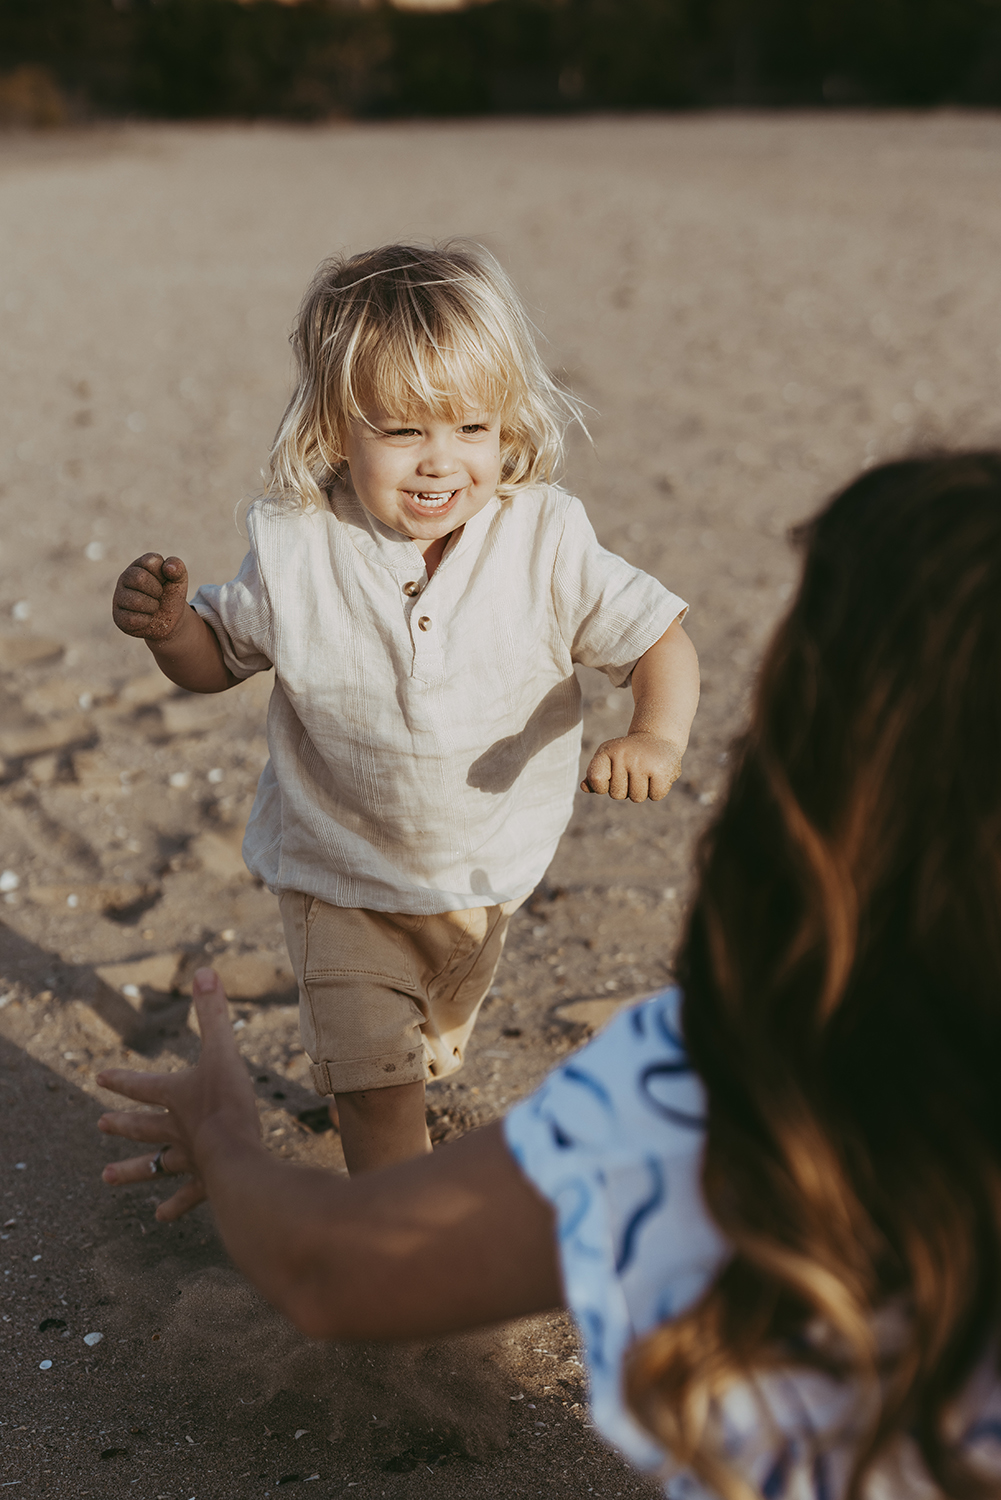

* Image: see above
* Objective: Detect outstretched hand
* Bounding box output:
[97,969,260,1222]
[112,553,190,641]
[581,731,684,803]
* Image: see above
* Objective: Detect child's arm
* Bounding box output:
[581,617,699,802]
[112,553,239,694]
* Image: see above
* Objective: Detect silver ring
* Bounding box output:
[150,1146,169,1177]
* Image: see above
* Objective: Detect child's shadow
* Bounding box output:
[466,678,578,794]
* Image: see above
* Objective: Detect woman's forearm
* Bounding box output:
[195,1119,563,1342]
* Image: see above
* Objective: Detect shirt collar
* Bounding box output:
[325,482,502,577]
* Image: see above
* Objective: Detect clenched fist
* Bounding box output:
[112,554,190,642]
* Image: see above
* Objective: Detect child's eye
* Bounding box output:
[460,423,489,434]
[385,427,420,438]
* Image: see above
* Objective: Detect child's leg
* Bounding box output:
[278,892,527,1175]
[334,1079,431,1174]
[279,894,433,1176]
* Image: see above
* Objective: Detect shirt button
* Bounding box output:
[403,581,421,597]
[417,615,432,632]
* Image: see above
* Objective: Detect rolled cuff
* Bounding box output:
[309,1048,429,1095]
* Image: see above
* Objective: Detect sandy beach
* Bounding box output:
[1,111,1001,1497]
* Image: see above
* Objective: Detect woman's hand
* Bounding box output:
[98,968,261,1223]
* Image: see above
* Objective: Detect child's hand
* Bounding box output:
[112,553,190,641]
[581,732,684,803]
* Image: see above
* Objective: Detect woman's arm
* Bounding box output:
[98,971,562,1342]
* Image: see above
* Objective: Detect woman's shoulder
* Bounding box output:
[506,987,706,1156]
[504,988,729,1472]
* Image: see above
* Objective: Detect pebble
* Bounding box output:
[0,871,19,893]
[0,713,91,759]
[188,828,248,882]
[554,998,626,1029]
[97,953,181,1001]
[118,671,176,707]
[179,950,295,1002]
[0,634,63,667]
[39,1359,52,1370]
[83,1331,103,1346]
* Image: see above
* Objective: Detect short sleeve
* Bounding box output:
[190,543,274,679]
[504,989,729,1472]
[551,499,688,687]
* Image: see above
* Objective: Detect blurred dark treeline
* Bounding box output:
[2,0,1001,124]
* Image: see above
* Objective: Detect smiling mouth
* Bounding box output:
[407,489,459,512]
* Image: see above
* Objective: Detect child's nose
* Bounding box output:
[416,438,458,476]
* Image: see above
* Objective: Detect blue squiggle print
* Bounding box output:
[654,997,687,1055]
[615,1157,665,1274]
[562,1064,615,1113]
[639,1060,707,1128]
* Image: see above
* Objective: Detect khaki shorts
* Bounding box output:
[278,892,527,1095]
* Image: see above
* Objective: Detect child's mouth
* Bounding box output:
[407,489,459,513]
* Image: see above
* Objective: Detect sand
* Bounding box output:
[1,111,1000,1497]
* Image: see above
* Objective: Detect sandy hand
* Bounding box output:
[581,732,684,803]
[112,553,190,641]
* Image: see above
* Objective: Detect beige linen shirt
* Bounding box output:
[191,484,687,914]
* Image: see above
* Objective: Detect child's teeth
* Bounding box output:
[413,491,454,508]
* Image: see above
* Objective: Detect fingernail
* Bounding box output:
[192,967,216,993]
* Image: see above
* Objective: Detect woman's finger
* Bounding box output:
[102,1153,156,1186]
[101,1146,192,1186]
[156,1179,207,1223]
[97,1107,174,1145]
[188,968,239,1057]
[97,1067,174,1107]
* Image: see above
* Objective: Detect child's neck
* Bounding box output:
[419,530,456,581]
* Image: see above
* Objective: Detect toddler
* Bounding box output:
[111,243,699,1174]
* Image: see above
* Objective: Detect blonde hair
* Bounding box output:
[268,241,584,510]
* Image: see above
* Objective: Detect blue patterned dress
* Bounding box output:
[503,987,1001,1499]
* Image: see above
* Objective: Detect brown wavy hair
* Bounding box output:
[627,453,1001,1499]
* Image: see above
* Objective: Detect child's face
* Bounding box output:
[343,404,502,554]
